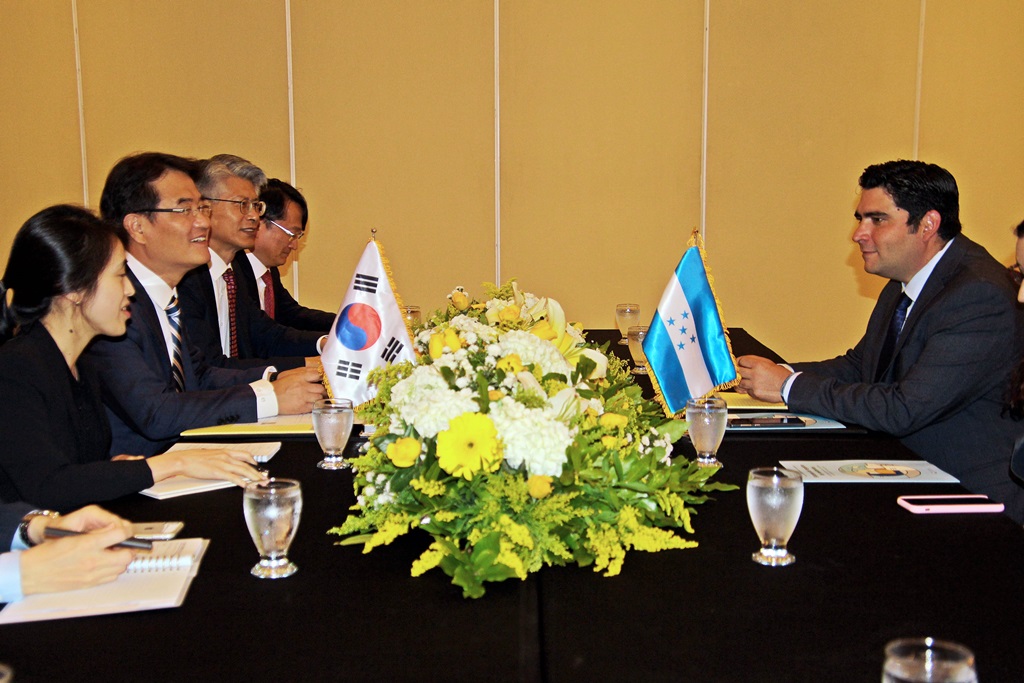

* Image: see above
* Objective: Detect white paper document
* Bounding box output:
[140,442,281,499]
[779,460,959,484]
[726,412,846,430]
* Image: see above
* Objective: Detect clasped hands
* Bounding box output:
[735,355,792,404]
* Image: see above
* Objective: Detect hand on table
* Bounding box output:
[736,355,792,404]
[273,366,327,414]
[20,519,134,595]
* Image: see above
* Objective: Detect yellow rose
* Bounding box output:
[443,327,462,352]
[428,332,445,360]
[436,413,501,481]
[599,412,629,430]
[527,475,554,499]
[529,320,558,341]
[496,353,524,374]
[498,304,521,322]
[601,435,620,450]
[386,437,421,468]
[451,291,470,311]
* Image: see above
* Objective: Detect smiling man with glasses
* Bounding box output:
[176,155,323,371]
[230,179,335,334]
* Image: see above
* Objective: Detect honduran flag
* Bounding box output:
[321,238,416,406]
[643,230,738,416]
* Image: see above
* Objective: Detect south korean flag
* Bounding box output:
[320,239,415,406]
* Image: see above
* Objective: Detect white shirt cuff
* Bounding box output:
[0,552,24,602]
[251,379,279,419]
[780,369,801,403]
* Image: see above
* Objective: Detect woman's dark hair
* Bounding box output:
[0,204,126,343]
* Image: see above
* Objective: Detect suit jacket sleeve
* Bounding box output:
[788,258,1017,436]
[0,504,33,550]
[272,268,336,332]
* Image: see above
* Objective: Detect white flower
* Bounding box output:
[390,365,479,438]
[490,399,573,477]
[498,330,573,378]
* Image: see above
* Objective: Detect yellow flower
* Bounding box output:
[529,319,558,341]
[601,435,620,450]
[436,413,501,480]
[488,389,505,401]
[600,412,629,430]
[386,437,421,468]
[527,475,554,499]
[451,290,470,311]
[496,353,524,374]
[443,327,462,351]
[498,304,521,322]
[428,332,445,360]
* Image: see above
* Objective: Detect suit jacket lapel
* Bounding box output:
[126,268,174,382]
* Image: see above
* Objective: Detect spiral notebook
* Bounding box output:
[0,538,209,623]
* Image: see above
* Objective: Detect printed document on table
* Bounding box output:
[726,413,846,430]
[181,413,316,437]
[141,442,281,499]
[779,460,959,483]
[718,391,787,410]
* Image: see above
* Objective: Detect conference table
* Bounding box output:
[2,332,1023,681]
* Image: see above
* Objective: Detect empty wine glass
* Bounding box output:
[686,397,727,467]
[746,467,803,566]
[312,398,355,470]
[627,325,649,375]
[244,478,303,579]
[615,303,640,345]
[883,638,977,682]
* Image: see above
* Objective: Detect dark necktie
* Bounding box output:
[165,295,186,392]
[876,292,912,381]
[261,270,276,319]
[223,267,239,357]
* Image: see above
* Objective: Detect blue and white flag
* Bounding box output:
[321,239,416,406]
[643,238,738,415]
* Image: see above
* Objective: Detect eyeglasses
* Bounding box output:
[203,197,267,217]
[134,205,213,218]
[265,217,305,241]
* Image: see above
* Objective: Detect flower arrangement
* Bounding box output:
[330,281,735,598]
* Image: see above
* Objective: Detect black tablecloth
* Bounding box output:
[2,433,1022,682]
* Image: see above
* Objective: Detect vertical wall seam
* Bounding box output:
[284,0,301,298]
[71,0,89,206]
[494,0,502,285]
[913,0,926,160]
[700,0,710,240]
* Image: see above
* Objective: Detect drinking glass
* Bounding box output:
[882,638,977,682]
[402,305,422,327]
[244,478,303,579]
[746,467,803,566]
[627,325,649,375]
[686,397,727,467]
[312,398,355,470]
[615,303,641,345]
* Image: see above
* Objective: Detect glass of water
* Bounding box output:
[615,303,640,345]
[402,305,422,327]
[747,467,803,566]
[312,398,355,470]
[686,397,727,467]
[883,638,977,682]
[627,325,649,375]
[244,478,303,579]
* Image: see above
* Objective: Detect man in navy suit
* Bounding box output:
[176,155,323,370]
[0,503,134,603]
[737,160,1024,522]
[84,153,325,456]
[232,179,335,334]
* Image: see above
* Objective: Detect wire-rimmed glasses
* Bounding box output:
[204,197,267,217]
[265,217,305,241]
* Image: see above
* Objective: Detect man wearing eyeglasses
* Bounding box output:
[231,179,335,334]
[177,155,323,371]
[83,152,325,456]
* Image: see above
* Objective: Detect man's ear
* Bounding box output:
[919,209,942,240]
[124,214,146,245]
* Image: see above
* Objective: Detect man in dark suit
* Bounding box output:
[737,160,1024,522]
[233,179,335,333]
[177,155,322,371]
[1,504,134,602]
[84,153,325,456]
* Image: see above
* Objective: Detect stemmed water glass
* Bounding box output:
[243,478,303,579]
[746,467,803,566]
[312,398,355,470]
[882,638,977,682]
[686,397,727,467]
[615,303,640,345]
[627,325,649,375]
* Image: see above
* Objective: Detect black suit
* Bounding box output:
[788,235,1024,522]
[83,268,266,457]
[0,323,153,510]
[1,503,32,550]
[232,252,335,333]
[177,259,320,370]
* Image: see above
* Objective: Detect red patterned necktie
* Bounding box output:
[223,267,239,357]
[261,270,276,319]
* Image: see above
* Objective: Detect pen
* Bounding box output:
[43,527,154,550]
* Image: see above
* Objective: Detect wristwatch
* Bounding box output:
[17,510,60,548]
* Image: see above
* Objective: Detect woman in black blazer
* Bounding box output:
[0,205,264,511]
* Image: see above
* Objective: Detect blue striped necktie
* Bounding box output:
[165,295,186,392]
[876,292,912,381]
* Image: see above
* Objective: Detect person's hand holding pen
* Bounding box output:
[19,505,136,595]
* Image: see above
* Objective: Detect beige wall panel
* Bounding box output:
[918,0,1024,267]
[500,0,704,329]
[290,1,495,316]
[707,1,920,362]
[0,2,83,258]
[76,0,292,208]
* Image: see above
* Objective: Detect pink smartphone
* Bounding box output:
[897,494,1005,514]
